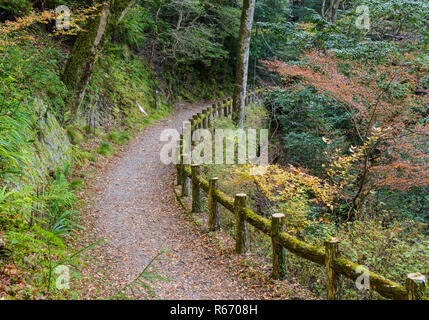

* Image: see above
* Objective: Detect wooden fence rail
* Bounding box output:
[175,88,427,300]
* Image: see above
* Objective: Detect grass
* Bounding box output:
[106,130,130,146]
[96,142,115,157]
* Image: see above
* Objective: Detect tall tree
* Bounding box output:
[232,0,256,127]
[62,0,136,122]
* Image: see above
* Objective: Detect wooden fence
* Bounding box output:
[175,88,428,300]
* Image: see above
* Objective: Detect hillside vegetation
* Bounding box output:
[0,0,428,300]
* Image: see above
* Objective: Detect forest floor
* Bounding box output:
[74,101,314,300]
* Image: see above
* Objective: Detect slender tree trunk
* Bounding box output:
[232,0,256,127]
[321,0,327,18]
[150,2,163,66]
[62,2,110,123]
[62,0,135,123]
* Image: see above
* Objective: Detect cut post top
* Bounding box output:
[325,237,340,244]
[408,273,426,283]
[272,213,285,219]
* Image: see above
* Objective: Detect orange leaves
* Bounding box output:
[262,50,428,126]
[263,50,429,193]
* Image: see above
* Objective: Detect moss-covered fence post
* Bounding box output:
[325,237,341,300]
[190,117,195,145]
[176,135,183,186]
[212,103,218,119]
[181,162,191,197]
[208,106,213,126]
[222,100,228,118]
[208,177,221,231]
[406,273,427,300]
[191,164,202,213]
[271,213,286,280]
[192,115,199,146]
[203,110,209,129]
[234,193,249,254]
[228,101,233,119]
[193,113,199,130]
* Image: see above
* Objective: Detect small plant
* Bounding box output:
[111,248,171,300]
[97,142,115,157]
[43,163,81,238]
[66,126,84,145]
[106,130,130,146]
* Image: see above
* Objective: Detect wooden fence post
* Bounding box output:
[208,106,213,126]
[176,135,183,186]
[406,273,427,300]
[181,163,191,197]
[271,213,286,280]
[208,177,221,231]
[191,116,196,147]
[197,113,202,129]
[234,193,248,254]
[203,110,209,129]
[325,237,340,300]
[212,103,217,119]
[191,164,202,213]
[223,103,227,117]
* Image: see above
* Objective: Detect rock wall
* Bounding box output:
[22,98,72,187]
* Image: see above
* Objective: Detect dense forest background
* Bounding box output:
[0,0,428,299]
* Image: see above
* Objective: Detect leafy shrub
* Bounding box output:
[112,4,149,49]
[43,163,80,237]
[97,142,114,157]
[106,130,130,146]
[265,87,353,174]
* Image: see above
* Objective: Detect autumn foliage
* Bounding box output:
[263,50,428,213]
[0,4,103,50]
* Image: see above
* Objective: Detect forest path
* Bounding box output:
[78,101,283,300]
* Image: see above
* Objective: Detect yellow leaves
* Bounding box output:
[0,5,103,49]
[238,163,336,207]
[296,22,316,34]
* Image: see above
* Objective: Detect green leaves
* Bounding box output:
[265,87,353,174]
[111,248,172,299]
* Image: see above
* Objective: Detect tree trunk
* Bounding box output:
[62,0,135,123]
[232,0,256,127]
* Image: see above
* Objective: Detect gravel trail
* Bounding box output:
[81,102,277,299]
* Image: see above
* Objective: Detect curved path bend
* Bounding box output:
[81,102,263,299]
